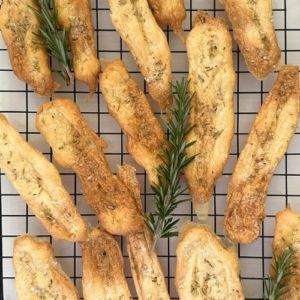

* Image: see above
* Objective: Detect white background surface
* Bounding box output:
[1,0,300,299]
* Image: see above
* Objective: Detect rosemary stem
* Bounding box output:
[145,79,195,247]
[63,66,72,86]
[31,0,72,85]
[152,231,160,252]
[152,190,172,250]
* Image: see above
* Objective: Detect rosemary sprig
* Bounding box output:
[145,79,196,249]
[264,248,295,300]
[30,0,72,85]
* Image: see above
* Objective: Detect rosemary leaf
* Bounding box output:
[30,0,72,85]
[145,78,196,249]
[264,248,295,300]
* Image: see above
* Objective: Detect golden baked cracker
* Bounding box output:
[225,65,300,244]
[36,99,143,236]
[176,223,244,299]
[13,235,79,300]
[185,12,235,214]
[0,114,87,242]
[81,228,132,300]
[221,0,281,79]
[100,60,166,184]
[0,0,59,95]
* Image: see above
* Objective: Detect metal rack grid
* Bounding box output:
[0,0,300,299]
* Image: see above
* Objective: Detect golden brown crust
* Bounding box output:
[54,0,100,93]
[0,0,59,96]
[81,228,132,300]
[147,0,186,42]
[273,207,300,299]
[185,12,235,208]
[175,223,244,300]
[117,164,170,300]
[100,60,166,184]
[13,235,79,300]
[108,0,172,110]
[0,114,87,241]
[225,65,300,244]
[36,99,143,236]
[221,0,281,79]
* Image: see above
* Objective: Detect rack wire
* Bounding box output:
[1,0,300,299]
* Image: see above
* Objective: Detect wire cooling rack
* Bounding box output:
[1,0,300,299]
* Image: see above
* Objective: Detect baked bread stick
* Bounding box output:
[225,65,300,244]
[100,60,166,184]
[128,227,170,300]
[147,0,186,42]
[54,0,100,93]
[185,12,235,215]
[108,0,172,110]
[0,0,59,96]
[81,228,132,300]
[272,207,300,299]
[13,235,79,300]
[36,99,143,236]
[117,164,170,300]
[175,223,244,300]
[0,114,87,242]
[220,0,281,79]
